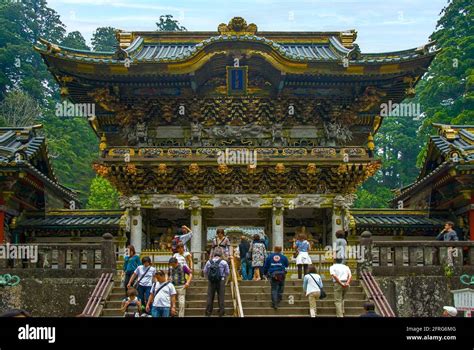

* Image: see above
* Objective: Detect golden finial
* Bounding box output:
[367,132,375,151]
[99,133,107,152]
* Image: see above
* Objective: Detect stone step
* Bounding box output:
[238,292,366,301]
[242,307,365,317]
[105,300,235,309]
[185,308,235,316]
[238,280,360,287]
[240,300,364,308]
[229,286,364,294]
[102,306,234,317]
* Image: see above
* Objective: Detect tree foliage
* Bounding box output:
[156,15,186,31]
[0,90,40,127]
[356,0,473,207]
[61,31,89,51]
[91,27,117,52]
[86,176,119,210]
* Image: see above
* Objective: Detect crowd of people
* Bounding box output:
[124,225,462,318]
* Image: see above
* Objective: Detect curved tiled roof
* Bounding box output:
[17,210,123,229]
[392,124,474,203]
[36,33,434,65]
[354,213,444,227]
[0,126,77,201]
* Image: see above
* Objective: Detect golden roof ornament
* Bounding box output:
[218,17,257,36]
[367,132,375,151]
[188,163,200,175]
[99,133,107,152]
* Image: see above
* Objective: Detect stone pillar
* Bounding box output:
[119,195,142,254]
[331,208,344,244]
[101,233,115,270]
[130,208,143,254]
[332,194,356,244]
[272,196,284,249]
[189,196,202,270]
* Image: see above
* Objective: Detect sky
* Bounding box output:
[47,0,448,52]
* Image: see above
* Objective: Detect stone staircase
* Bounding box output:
[100,277,367,317]
[100,278,234,317]
[184,279,234,317]
[238,278,367,317]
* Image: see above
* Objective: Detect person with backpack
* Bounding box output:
[127,256,156,306]
[210,228,231,259]
[303,265,324,317]
[203,249,229,317]
[172,225,193,253]
[146,270,177,318]
[121,287,142,318]
[263,246,289,309]
[122,245,140,295]
[168,257,193,317]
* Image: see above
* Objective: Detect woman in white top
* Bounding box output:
[293,233,312,279]
[173,243,193,270]
[303,265,323,317]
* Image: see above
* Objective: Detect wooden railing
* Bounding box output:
[81,272,114,317]
[360,270,395,317]
[369,241,474,276]
[0,233,116,270]
[229,246,244,317]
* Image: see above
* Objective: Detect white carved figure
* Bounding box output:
[324,122,353,144]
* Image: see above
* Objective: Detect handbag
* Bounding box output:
[293,248,299,259]
[132,266,151,289]
[309,273,327,299]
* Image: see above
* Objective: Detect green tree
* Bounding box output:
[61,31,89,50]
[0,90,40,127]
[86,176,120,209]
[0,0,65,101]
[415,0,474,166]
[91,27,117,52]
[156,15,186,31]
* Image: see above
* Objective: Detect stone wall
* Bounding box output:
[0,270,107,317]
[376,275,466,317]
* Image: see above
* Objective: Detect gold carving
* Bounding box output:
[218,17,257,36]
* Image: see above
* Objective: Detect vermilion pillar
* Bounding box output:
[0,197,4,243]
[470,194,474,241]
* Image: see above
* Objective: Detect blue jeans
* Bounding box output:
[137,285,152,305]
[152,306,171,318]
[270,278,285,308]
[241,259,252,280]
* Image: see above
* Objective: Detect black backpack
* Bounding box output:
[207,259,222,282]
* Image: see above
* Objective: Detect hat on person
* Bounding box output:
[443,306,457,317]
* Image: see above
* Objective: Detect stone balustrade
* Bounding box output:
[367,241,474,276]
[0,233,115,272]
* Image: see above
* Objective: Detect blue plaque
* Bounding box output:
[226,66,248,95]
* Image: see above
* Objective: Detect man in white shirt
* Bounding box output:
[329,258,352,317]
[146,270,177,317]
[126,256,157,305]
